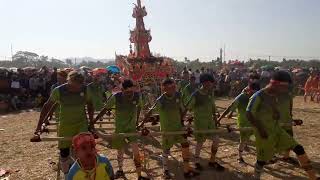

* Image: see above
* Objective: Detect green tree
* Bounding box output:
[12,51,39,64]
[65,59,73,67]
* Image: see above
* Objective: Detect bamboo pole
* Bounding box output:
[38,127,253,142]
[46,127,115,132]
[40,137,73,141]
[95,116,114,120]
[230,117,297,127]
[216,106,226,110]
[93,121,115,125]
[47,121,115,126]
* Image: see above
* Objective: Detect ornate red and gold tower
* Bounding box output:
[130,0,152,59]
[116,0,174,84]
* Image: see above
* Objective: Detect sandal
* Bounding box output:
[267,157,277,164]
[195,163,204,171]
[208,162,225,172]
[183,170,200,178]
[244,145,250,152]
[138,175,150,180]
[163,170,172,179]
[115,170,125,179]
[238,157,246,164]
[282,157,299,165]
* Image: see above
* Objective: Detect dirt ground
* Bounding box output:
[0,96,319,180]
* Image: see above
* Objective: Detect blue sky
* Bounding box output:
[0,0,319,61]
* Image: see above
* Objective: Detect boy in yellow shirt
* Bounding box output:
[67,133,114,180]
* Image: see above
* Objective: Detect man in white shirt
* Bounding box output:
[194,69,201,85]
[29,75,38,91]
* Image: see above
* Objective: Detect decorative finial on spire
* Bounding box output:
[137,0,141,7]
[130,0,152,59]
[129,43,133,54]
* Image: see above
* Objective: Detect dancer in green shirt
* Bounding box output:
[87,69,107,111]
[218,81,260,163]
[93,79,149,180]
[246,71,319,179]
[181,74,197,104]
[188,73,225,171]
[31,71,94,174]
[148,78,199,179]
[178,70,190,93]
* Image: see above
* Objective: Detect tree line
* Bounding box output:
[0,51,114,69]
[1,51,319,71]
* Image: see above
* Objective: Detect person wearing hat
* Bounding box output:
[67,133,114,180]
[87,69,107,112]
[31,70,94,174]
[187,73,225,172]
[218,81,261,164]
[246,71,319,179]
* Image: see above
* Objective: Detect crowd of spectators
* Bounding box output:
[0,66,120,113]
[0,66,56,112]
[179,66,260,97]
[0,64,313,113]
[178,66,312,97]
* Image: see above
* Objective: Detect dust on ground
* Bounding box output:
[0,96,319,180]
